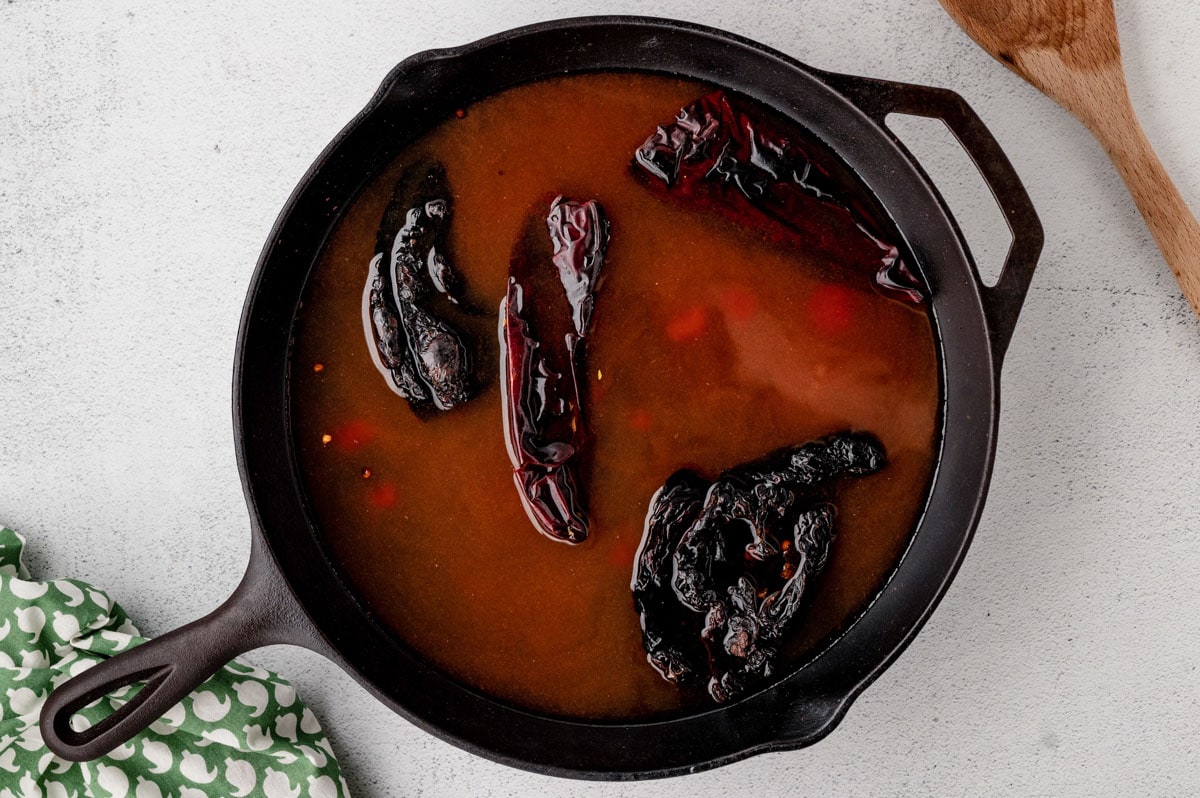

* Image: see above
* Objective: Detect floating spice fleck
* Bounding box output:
[361,467,373,479]
[321,433,332,445]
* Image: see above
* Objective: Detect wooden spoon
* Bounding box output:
[938,0,1200,317]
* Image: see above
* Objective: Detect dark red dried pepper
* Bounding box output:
[500,197,609,543]
[632,432,886,702]
[634,91,926,303]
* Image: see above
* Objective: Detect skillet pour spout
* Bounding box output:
[40,16,1042,779]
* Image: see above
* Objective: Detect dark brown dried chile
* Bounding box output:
[632,432,886,703]
[365,160,474,410]
[500,197,609,543]
[631,470,709,684]
[634,91,926,303]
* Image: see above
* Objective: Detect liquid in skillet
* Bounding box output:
[290,72,940,718]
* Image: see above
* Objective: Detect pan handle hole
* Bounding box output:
[64,679,150,732]
[885,113,1014,288]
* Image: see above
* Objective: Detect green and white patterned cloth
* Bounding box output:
[0,525,350,797]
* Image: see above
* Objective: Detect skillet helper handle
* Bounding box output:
[822,71,1044,365]
[40,541,315,762]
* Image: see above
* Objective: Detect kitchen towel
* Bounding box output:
[0,525,349,798]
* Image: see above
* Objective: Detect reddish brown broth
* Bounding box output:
[290,73,941,718]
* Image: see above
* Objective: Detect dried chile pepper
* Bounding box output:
[632,432,886,702]
[631,470,709,684]
[499,197,609,543]
[364,159,474,410]
[634,91,926,303]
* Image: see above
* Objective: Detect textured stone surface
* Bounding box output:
[2,1,1199,795]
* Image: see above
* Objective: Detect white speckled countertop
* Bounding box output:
[3,1,1200,795]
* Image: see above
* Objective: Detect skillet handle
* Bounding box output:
[39,537,320,762]
[821,70,1044,366]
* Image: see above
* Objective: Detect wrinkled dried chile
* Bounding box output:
[500,197,609,543]
[634,91,925,303]
[633,432,886,703]
[365,159,474,410]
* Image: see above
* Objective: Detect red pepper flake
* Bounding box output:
[629,408,653,432]
[719,285,758,322]
[313,362,325,373]
[370,482,397,508]
[666,306,708,342]
[454,108,466,119]
[591,371,610,404]
[361,467,372,479]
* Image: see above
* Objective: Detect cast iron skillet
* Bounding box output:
[40,16,1042,779]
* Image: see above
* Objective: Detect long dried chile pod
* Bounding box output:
[499,197,609,543]
[634,91,926,303]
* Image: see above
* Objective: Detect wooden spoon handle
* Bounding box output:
[1092,101,1200,315]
